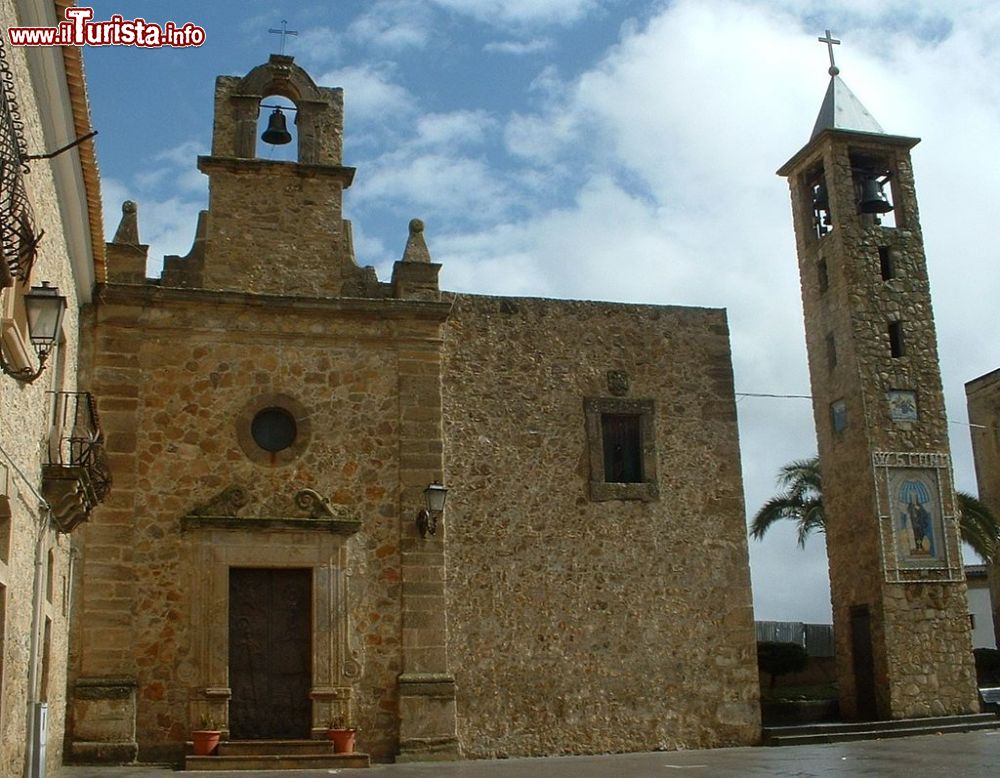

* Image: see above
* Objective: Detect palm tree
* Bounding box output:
[750,455,1000,563]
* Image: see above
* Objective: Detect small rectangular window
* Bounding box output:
[826,333,837,370]
[585,397,658,502]
[602,413,642,483]
[889,321,905,358]
[818,259,829,293]
[831,399,848,434]
[879,246,894,280]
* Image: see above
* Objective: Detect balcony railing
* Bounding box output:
[0,37,39,286]
[42,391,112,532]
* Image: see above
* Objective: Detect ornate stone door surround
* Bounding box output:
[182,492,362,738]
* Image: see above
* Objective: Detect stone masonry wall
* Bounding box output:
[75,285,449,762]
[0,2,85,773]
[195,158,359,297]
[442,294,760,757]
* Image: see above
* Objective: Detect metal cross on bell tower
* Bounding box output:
[818,29,841,75]
[268,20,298,55]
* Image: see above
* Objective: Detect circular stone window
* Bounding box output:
[237,394,311,466]
[251,407,297,452]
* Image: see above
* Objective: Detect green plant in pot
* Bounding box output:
[191,714,222,756]
[326,716,356,754]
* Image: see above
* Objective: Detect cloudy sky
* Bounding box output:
[79,0,1000,624]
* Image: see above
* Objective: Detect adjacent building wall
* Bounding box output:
[0,1,103,774]
[964,566,997,650]
[443,294,760,756]
[967,369,1000,649]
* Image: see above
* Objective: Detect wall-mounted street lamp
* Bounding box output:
[416,481,448,538]
[0,282,66,383]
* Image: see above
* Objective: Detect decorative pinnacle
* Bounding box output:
[818,29,841,76]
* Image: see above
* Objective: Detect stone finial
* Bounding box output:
[112,200,141,246]
[401,218,432,264]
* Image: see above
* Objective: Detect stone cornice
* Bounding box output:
[197,155,356,186]
[777,128,921,177]
[91,282,453,323]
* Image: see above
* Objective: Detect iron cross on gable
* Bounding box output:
[818,29,841,75]
[269,20,298,55]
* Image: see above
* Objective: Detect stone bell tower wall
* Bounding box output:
[781,129,978,720]
[172,55,365,297]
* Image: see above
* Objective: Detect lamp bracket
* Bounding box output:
[0,343,48,382]
[416,508,437,539]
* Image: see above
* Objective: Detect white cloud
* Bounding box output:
[134,141,207,194]
[483,37,553,55]
[347,0,435,51]
[316,64,414,128]
[429,0,601,26]
[412,110,494,148]
[349,108,503,226]
[293,27,345,69]
[355,152,509,224]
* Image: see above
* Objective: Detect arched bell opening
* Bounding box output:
[255,95,298,162]
[804,163,833,240]
[850,151,898,229]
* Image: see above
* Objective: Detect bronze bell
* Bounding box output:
[261,107,292,145]
[858,177,893,214]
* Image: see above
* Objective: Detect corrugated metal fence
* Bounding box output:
[755,621,834,657]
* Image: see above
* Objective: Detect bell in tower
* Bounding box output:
[857,175,893,214]
[261,106,292,145]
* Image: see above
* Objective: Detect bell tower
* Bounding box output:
[777,33,979,720]
[161,54,375,297]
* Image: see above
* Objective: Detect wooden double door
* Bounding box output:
[228,568,312,739]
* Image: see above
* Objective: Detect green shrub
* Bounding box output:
[757,641,809,688]
[974,648,1000,686]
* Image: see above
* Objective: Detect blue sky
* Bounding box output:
[79,0,1000,625]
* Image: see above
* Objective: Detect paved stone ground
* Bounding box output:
[62,730,1000,777]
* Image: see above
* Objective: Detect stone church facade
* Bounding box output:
[67,55,760,763]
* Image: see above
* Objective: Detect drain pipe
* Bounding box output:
[23,502,50,778]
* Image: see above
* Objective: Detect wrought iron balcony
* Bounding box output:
[0,37,39,286]
[42,391,112,532]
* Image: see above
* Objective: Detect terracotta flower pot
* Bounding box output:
[191,729,221,756]
[327,727,356,754]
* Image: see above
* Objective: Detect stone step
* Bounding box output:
[216,739,339,756]
[185,752,370,771]
[763,713,1000,747]
[184,739,369,770]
